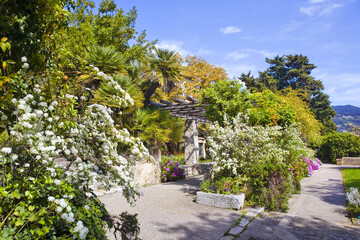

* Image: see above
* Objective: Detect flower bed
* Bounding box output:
[346,187,360,218]
[161,160,186,182]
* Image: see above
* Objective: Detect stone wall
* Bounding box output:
[336,157,360,165]
[133,162,160,186]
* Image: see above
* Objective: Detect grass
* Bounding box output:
[198,158,212,163]
[342,168,360,190]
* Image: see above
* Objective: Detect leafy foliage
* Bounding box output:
[280,89,323,147]
[129,107,184,148]
[85,45,125,74]
[0,63,151,238]
[207,113,313,210]
[202,79,251,126]
[112,212,141,240]
[248,90,295,127]
[318,132,360,163]
[144,48,183,102]
[0,0,70,70]
[239,54,337,134]
[202,80,295,128]
[160,160,186,183]
[56,0,155,61]
[171,55,228,100]
[200,176,248,195]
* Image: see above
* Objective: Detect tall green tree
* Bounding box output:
[239,54,336,133]
[0,0,70,70]
[144,48,183,104]
[55,0,155,63]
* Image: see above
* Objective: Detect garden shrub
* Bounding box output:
[248,89,295,127]
[160,155,186,182]
[200,175,248,195]
[161,153,185,165]
[112,212,141,240]
[0,67,150,239]
[317,132,360,163]
[346,188,360,218]
[206,113,313,211]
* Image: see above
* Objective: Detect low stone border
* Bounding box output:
[218,207,264,240]
[196,191,245,209]
[337,157,360,165]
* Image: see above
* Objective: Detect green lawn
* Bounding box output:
[342,168,360,190]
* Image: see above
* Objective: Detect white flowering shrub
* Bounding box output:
[0,67,150,239]
[205,113,313,210]
[346,187,360,217]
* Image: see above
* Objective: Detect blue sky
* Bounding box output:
[98,0,360,107]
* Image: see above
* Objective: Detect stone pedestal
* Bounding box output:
[198,137,206,159]
[184,119,199,165]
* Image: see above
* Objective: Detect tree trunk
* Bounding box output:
[144,82,161,105]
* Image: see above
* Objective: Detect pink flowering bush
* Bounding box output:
[161,160,186,182]
[303,156,322,176]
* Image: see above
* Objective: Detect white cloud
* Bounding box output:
[227,51,249,60]
[227,49,276,61]
[280,21,304,33]
[319,3,343,16]
[196,49,213,56]
[222,64,259,78]
[313,71,360,106]
[155,40,189,56]
[300,1,344,17]
[300,5,321,16]
[309,0,327,4]
[220,26,242,35]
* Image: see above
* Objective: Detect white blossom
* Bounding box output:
[53,180,61,186]
[22,63,29,69]
[1,147,11,154]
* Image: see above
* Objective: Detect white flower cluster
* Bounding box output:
[90,65,134,107]
[48,195,74,223]
[21,56,29,69]
[208,113,311,176]
[8,83,151,202]
[73,220,89,239]
[347,187,360,206]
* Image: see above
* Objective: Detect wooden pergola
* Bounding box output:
[150,96,210,165]
[150,96,210,123]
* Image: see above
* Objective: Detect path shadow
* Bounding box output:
[153,211,240,240]
[240,214,360,240]
[163,175,204,195]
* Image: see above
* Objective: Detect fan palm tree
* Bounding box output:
[144,48,183,104]
[85,45,125,74]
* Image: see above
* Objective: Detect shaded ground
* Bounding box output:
[100,164,360,240]
[238,164,360,240]
[100,175,242,240]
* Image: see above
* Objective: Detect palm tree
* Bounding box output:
[85,45,125,74]
[144,48,183,104]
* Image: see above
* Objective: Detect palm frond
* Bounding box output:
[85,45,125,74]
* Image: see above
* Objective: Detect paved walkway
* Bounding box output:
[100,164,360,240]
[238,164,360,240]
[100,175,242,240]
